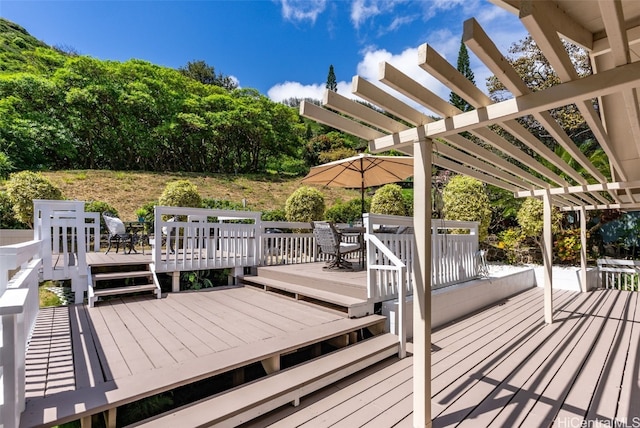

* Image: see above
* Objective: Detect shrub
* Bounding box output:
[555,229,582,264]
[442,175,491,241]
[284,186,325,222]
[262,209,286,222]
[158,180,202,208]
[5,171,64,227]
[0,191,28,229]
[517,197,562,242]
[85,200,119,234]
[201,197,246,211]
[0,152,14,180]
[325,198,367,224]
[498,227,524,264]
[370,184,406,216]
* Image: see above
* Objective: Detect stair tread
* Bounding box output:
[242,276,367,306]
[134,333,399,427]
[92,284,157,296]
[93,271,152,281]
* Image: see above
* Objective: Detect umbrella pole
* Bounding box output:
[361,161,365,223]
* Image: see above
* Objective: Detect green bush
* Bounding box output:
[85,200,119,234]
[370,184,406,216]
[442,176,491,241]
[0,191,28,229]
[284,186,325,222]
[555,229,582,264]
[325,198,367,223]
[201,197,246,211]
[158,180,202,208]
[498,227,524,264]
[262,209,286,222]
[5,171,64,227]
[0,152,14,180]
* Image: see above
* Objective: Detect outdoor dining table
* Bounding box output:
[124,221,150,254]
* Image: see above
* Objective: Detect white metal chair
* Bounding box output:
[102,212,133,254]
[312,221,361,270]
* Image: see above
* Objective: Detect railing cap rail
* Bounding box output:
[0,240,42,269]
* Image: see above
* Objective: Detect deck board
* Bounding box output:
[246,287,640,428]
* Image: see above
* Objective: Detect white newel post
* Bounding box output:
[579,206,587,292]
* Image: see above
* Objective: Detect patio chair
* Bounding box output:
[312,221,362,270]
[102,212,133,254]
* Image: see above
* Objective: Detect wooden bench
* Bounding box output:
[129,333,400,427]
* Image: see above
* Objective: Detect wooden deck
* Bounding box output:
[243,287,640,427]
[21,286,386,427]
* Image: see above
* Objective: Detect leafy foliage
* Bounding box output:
[0,152,14,179]
[555,229,582,264]
[158,180,202,209]
[0,19,305,175]
[442,176,491,241]
[370,184,406,216]
[285,186,325,222]
[325,198,367,223]
[5,171,63,227]
[179,60,237,90]
[0,191,27,229]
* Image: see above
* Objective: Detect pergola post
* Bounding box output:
[543,190,553,324]
[579,206,588,292]
[413,135,432,428]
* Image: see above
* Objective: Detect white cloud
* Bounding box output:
[350,0,381,29]
[278,0,327,24]
[267,80,357,103]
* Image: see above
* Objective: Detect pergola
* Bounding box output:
[299,1,640,426]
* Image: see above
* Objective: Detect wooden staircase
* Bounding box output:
[88,261,161,307]
[240,264,375,318]
[130,332,400,428]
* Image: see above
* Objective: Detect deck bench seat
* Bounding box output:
[129,333,399,428]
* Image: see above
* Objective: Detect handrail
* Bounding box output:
[367,234,407,358]
[597,258,640,291]
[0,239,41,428]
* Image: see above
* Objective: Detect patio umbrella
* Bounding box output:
[302,153,414,216]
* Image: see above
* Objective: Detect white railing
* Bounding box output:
[260,221,317,265]
[597,259,640,291]
[152,207,262,273]
[364,214,479,302]
[0,240,42,428]
[367,234,407,358]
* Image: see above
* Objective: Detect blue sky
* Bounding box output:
[0,0,527,108]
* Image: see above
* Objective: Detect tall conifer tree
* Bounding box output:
[449,38,475,112]
[326,65,337,92]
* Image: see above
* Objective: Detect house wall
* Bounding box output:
[383,268,536,337]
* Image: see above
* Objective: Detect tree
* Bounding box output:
[5,171,63,227]
[442,175,491,241]
[517,197,562,253]
[486,35,592,145]
[178,60,238,90]
[326,65,337,92]
[449,38,475,112]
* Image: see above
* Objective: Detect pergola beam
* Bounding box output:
[519,0,628,182]
[516,179,640,198]
[463,17,609,186]
[379,61,570,187]
[369,60,640,151]
[299,101,385,141]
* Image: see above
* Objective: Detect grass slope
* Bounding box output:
[41,170,360,220]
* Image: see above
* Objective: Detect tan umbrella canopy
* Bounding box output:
[302,153,414,215]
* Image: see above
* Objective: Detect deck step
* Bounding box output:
[241,276,373,318]
[89,264,160,307]
[92,270,152,281]
[92,283,157,297]
[130,333,400,428]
